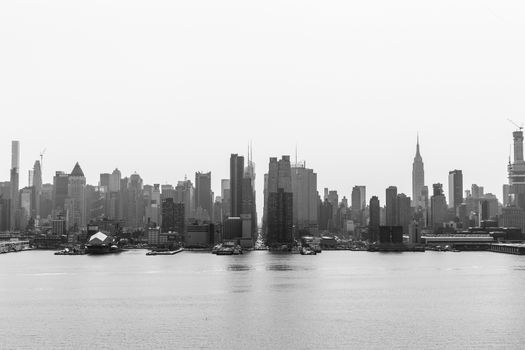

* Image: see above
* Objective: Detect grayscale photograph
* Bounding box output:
[1,1,525,349]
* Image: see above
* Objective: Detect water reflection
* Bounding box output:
[266,264,293,271]
[227,264,252,271]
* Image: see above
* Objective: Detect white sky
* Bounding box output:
[1,0,525,212]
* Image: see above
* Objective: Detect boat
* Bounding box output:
[300,246,317,255]
[146,248,184,256]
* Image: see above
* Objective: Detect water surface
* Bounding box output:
[1,250,525,349]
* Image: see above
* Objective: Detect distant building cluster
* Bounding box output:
[0,130,522,247]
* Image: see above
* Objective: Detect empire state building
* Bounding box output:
[412,136,425,208]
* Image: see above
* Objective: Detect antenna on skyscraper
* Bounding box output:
[39,148,46,172]
[507,118,523,131]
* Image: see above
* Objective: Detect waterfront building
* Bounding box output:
[448,170,464,210]
[291,162,318,235]
[412,135,425,208]
[265,156,293,247]
[385,186,398,226]
[161,198,185,235]
[185,223,214,248]
[369,196,380,242]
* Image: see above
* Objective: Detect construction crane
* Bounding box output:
[507,118,523,131]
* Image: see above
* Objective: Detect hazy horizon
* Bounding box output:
[2,0,525,209]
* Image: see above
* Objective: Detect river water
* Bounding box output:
[1,250,525,349]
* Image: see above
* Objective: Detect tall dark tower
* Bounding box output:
[195,171,212,220]
[10,141,20,231]
[412,135,425,209]
[448,169,463,210]
[385,186,398,226]
[230,154,244,217]
[369,196,380,242]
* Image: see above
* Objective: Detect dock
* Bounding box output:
[490,243,525,255]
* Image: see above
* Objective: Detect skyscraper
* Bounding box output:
[266,156,293,247]
[67,162,86,228]
[127,173,144,228]
[221,179,231,219]
[52,171,69,214]
[230,154,244,218]
[242,147,258,243]
[291,162,318,234]
[32,160,42,220]
[385,186,398,226]
[448,169,463,210]
[195,171,212,221]
[369,196,380,242]
[397,193,412,234]
[431,183,447,232]
[351,186,366,225]
[10,140,20,231]
[412,135,425,208]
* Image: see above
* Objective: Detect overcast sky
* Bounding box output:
[1,0,525,212]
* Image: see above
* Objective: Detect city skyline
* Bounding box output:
[0,128,512,213]
[2,1,524,212]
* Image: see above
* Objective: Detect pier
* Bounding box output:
[490,243,525,255]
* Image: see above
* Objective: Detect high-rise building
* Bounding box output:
[266,156,293,247]
[508,129,525,208]
[369,196,380,242]
[431,183,447,232]
[161,198,185,235]
[175,179,194,220]
[127,173,144,228]
[52,171,69,214]
[195,171,212,221]
[397,193,412,234]
[109,169,121,193]
[221,179,231,220]
[503,184,511,207]
[230,154,244,217]
[351,186,366,225]
[385,186,398,226]
[448,169,463,211]
[10,140,20,231]
[242,148,258,244]
[0,182,11,231]
[67,162,86,229]
[32,160,42,220]
[291,162,318,234]
[412,135,425,208]
[99,173,111,189]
